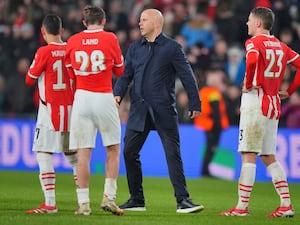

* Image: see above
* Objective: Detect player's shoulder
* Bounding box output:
[245,35,270,51]
[67,31,85,43]
[99,30,118,42]
[246,35,261,45]
[36,44,52,55]
[102,30,117,37]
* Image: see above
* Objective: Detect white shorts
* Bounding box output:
[69,90,121,150]
[33,104,70,153]
[238,90,278,155]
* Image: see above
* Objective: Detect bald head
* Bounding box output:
[145,9,164,28]
[139,8,164,42]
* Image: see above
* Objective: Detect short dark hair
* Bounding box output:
[83,5,105,25]
[42,14,62,35]
[251,7,275,30]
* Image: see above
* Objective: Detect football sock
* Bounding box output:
[236,162,256,210]
[65,153,78,186]
[103,178,117,200]
[267,161,291,207]
[36,152,56,206]
[77,188,90,205]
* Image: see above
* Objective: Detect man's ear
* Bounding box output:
[41,26,46,36]
[41,26,47,42]
[82,20,88,28]
[256,19,262,28]
[59,28,64,36]
[101,18,106,26]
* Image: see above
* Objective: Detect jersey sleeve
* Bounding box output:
[284,42,300,64]
[25,75,36,86]
[243,40,258,90]
[284,43,300,95]
[65,39,73,69]
[111,33,124,77]
[287,57,300,95]
[27,47,47,79]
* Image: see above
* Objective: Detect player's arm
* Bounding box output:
[243,50,258,92]
[286,57,300,96]
[112,34,125,77]
[25,60,38,86]
[66,66,75,80]
[113,62,124,76]
[26,49,45,86]
[65,66,76,93]
[113,60,124,77]
[65,39,76,80]
[25,73,37,86]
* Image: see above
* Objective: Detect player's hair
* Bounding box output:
[42,14,62,35]
[251,7,275,30]
[83,5,105,25]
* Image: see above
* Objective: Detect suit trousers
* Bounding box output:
[123,113,190,203]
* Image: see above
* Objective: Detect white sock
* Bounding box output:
[236,163,256,210]
[267,161,291,207]
[77,188,90,205]
[36,152,56,206]
[103,178,117,201]
[65,153,78,186]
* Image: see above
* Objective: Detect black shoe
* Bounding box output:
[176,198,204,213]
[119,198,146,211]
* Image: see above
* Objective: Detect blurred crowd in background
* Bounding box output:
[1,0,300,127]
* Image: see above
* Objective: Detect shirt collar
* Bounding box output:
[141,33,164,45]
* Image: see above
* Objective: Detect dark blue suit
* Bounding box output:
[114,33,201,203]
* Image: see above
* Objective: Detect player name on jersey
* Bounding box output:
[82,38,99,45]
[263,40,281,47]
[51,50,65,57]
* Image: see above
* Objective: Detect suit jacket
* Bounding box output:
[114,33,201,132]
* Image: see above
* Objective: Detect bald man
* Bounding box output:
[114,9,203,213]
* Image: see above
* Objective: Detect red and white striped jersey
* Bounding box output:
[244,34,299,119]
[65,29,124,93]
[27,42,74,131]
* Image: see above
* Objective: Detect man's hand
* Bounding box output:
[242,87,254,93]
[279,90,290,100]
[114,96,121,107]
[188,111,200,119]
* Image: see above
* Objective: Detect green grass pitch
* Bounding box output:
[0,170,299,225]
